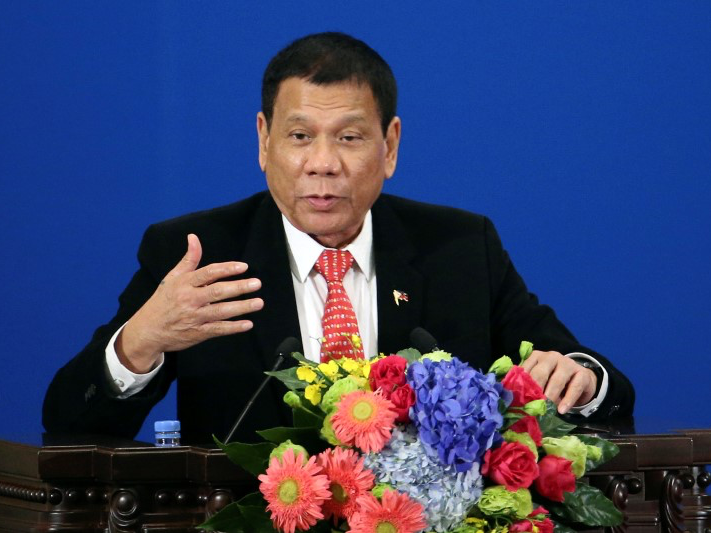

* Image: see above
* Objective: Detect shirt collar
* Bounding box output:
[282,211,374,282]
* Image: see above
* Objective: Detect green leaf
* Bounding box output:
[265,367,305,390]
[548,481,623,526]
[396,347,422,364]
[238,505,278,532]
[290,351,310,364]
[237,492,265,506]
[576,434,620,471]
[539,401,576,437]
[212,436,275,477]
[552,520,578,533]
[199,501,247,532]
[256,426,328,454]
[234,492,278,532]
[199,492,278,533]
[293,404,325,427]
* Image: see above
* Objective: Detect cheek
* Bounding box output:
[268,153,303,190]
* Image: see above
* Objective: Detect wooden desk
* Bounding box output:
[0,429,709,532]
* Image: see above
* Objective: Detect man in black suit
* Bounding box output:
[43,32,634,445]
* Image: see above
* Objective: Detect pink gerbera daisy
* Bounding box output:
[331,390,397,453]
[258,448,331,533]
[348,490,427,533]
[317,447,375,522]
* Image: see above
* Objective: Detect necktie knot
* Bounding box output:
[314,249,354,283]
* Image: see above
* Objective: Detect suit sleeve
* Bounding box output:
[42,226,177,438]
[483,217,635,419]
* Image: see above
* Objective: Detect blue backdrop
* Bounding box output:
[1,1,709,443]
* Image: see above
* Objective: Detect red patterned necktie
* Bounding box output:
[314,249,364,362]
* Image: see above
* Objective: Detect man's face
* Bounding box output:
[257,77,401,248]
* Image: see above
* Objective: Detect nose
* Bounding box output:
[304,138,342,176]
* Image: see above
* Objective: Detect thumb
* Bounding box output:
[170,234,202,276]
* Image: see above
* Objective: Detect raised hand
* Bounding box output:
[115,234,264,373]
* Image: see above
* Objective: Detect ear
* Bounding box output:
[383,116,401,179]
[256,112,270,172]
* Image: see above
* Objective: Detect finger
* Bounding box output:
[199,319,255,337]
[543,367,574,404]
[520,353,536,372]
[558,370,595,414]
[191,261,250,287]
[527,357,557,390]
[197,298,264,322]
[169,234,203,277]
[520,350,545,372]
[197,277,262,304]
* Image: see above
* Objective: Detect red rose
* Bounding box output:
[509,521,533,533]
[508,415,543,446]
[529,506,549,517]
[501,366,546,407]
[535,518,554,533]
[510,518,554,533]
[369,355,408,393]
[510,506,553,533]
[388,383,415,423]
[481,442,539,491]
[534,455,576,502]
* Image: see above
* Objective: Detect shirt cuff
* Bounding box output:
[564,352,609,417]
[104,324,165,399]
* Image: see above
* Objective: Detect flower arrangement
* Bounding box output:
[201,341,622,533]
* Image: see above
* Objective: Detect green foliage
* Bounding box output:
[212,436,275,477]
[256,426,327,454]
[552,521,578,533]
[548,481,623,526]
[503,408,525,424]
[265,366,305,391]
[538,401,576,437]
[576,434,620,471]
[290,352,310,364]
[396,347,422,364]
[293,404,324,427]
[199,492,277,532]
[265,352,314,390]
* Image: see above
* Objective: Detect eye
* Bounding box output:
[289,132,310,142]
[340,134,363,143]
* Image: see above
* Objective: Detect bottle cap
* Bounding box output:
[154,420,181,432]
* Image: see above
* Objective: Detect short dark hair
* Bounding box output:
[261,32,397,135]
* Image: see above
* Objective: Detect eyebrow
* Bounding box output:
[284,114,369,127]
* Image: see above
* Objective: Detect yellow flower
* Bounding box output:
[350,334,362,348]
[304,383,324,405]
[340,358,360,374]
[318,360,339,380]
[296,365,317,383]
[361,361,371,379]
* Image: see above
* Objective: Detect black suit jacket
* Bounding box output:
[43,192,634,444]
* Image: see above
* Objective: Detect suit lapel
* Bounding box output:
[241,195,301,369]
[371,197,424,355]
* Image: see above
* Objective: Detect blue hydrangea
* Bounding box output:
[407,357,512,473]
[364,426,483,532]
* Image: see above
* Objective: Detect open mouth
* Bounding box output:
[304,195,340,210]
